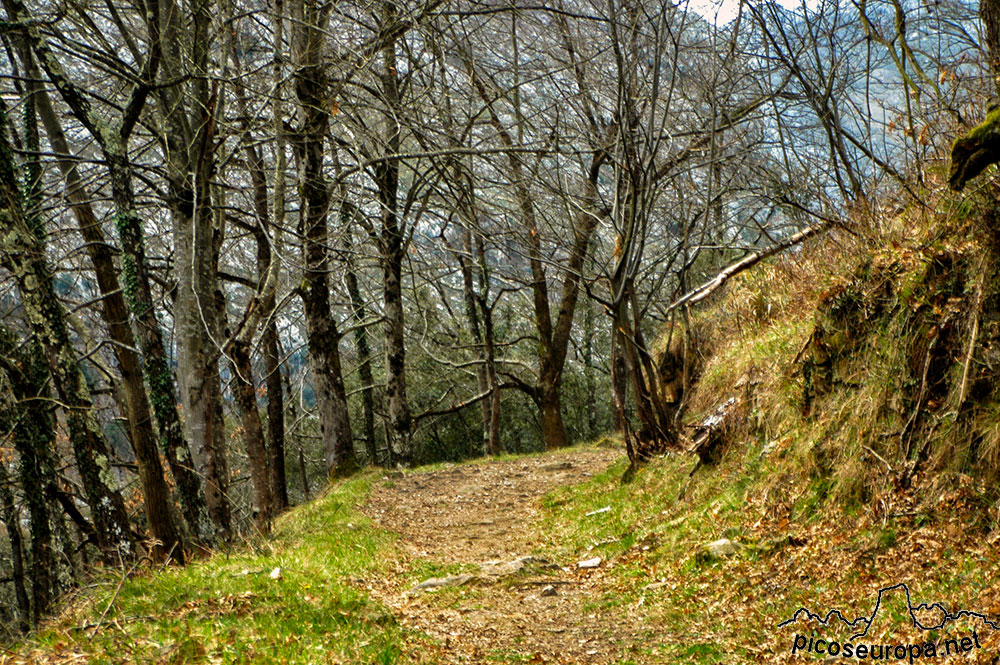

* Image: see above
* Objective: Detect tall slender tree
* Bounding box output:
[293,0,358,477]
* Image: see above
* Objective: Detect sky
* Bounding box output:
[687,0,811,25]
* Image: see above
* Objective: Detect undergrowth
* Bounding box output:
[522,181,1000,662]
[10,182,1000,665]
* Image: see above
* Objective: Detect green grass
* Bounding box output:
[18,473,410,665]
[536,449,757,573]
[405,559,475,583]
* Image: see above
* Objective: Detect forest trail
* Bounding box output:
[360,446,646,664]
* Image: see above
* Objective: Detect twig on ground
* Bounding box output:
[861,445,893,473]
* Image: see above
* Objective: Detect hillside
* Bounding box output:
[5,194,1000,663]
[8,183,1000,663]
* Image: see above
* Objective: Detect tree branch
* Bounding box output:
[666,222,831,313]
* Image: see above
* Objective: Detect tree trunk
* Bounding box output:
[7,0,213,544]
[0,335,55,622]
[172,182,231,540]
[113,171,213,544]
[263,322,288,509]
[0,109,134,563]
[583,295,598,439]
[0,461,30,632]
[430,29,501,457]
[267,0,290,510]
[223,0,287,516]
[983,0,1000,93]
[294,0,357,477]
[51,501,77,583]
[378,1,413,466]
[603,23,679,465]
[23,64,183,562]
[481,288,502,456]
[229,340,273,532]
[254,232,287,511]
[612,277,678,464]
[160,88,230,541]
[383,244,412,465]
[343,230,379,466]
[452,219,493,455]
[538,381,569,449]
[461,46,604,450]
[153,0,231,541]
[302,290,356,478]
[278,333,311,500]
[464,57,568,449]
[173,248,230,539]
[611,325,628,434]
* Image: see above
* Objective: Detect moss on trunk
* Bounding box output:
[949,106,1000,191]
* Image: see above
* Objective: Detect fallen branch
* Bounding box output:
[72,614,155,633]
[949,106,1000,191]
[666,222,830,313]
[861,444,893,473]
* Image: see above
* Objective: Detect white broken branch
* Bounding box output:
[666,222,830,313]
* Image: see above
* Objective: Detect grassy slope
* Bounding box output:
[7,473,408,665]
[534,443,1000,663]
[523,189,1000,663]
[7,445,1000,664]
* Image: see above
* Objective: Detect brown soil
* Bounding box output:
[360,446,648,664]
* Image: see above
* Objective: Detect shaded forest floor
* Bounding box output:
[6,442,1000,664]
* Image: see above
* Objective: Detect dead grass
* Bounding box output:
[678,182,1000,517]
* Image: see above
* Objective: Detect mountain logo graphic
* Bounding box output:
[778,582,999,640]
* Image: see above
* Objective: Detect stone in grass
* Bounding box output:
[409,574,478,593]
[540,585,557,597]
[577,556,602,569]
[697,538,741,563]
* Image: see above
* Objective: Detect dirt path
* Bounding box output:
[360,446,647,664]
